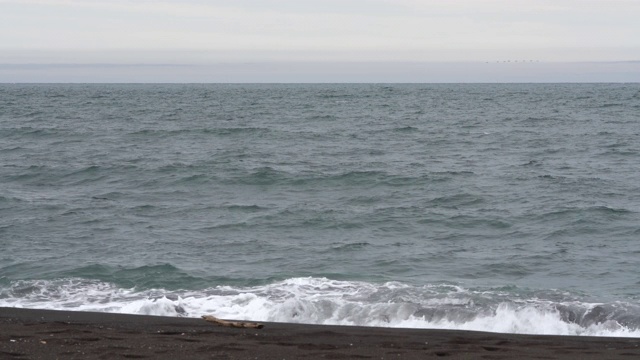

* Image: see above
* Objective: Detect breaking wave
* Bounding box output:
[1,277,639,337]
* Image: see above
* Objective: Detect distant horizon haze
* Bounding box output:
[1,61,639,83]
[1,0,639,82]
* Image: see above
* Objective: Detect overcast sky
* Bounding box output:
[1,0,639,82]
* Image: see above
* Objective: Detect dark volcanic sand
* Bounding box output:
[1,307,639,359]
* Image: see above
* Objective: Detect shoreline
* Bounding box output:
[2,307,639,359]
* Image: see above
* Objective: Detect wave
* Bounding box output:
[305,114,337,121]
[3,126,60,138]
[127,127,272,138]
[228,168,471,188]
[4,164,114,187]
[535,206,633,223]
[0,146,24,153]
[393,126,419,132]
[1,277,639,337]
[599,103,625,108]
[427,193,485,208]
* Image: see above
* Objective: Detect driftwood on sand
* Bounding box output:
[201,315,264,329]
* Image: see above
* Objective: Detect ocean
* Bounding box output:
[1,83,640,337]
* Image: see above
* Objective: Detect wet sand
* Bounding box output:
[1,307,639,359]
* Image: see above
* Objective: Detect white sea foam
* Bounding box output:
[1,277,639,337]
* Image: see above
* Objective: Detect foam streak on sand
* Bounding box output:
[2,277,639,337]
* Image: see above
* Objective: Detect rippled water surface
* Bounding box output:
[1,84,640,336]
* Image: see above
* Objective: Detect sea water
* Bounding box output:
[1,83,640,336]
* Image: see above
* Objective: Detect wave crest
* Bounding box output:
[2,277,639,337]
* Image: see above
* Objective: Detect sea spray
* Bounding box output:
[2,277,639,337]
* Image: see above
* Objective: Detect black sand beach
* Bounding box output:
[1,307,639,359]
